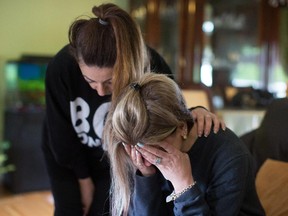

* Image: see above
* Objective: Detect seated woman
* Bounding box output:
[104,73,265,216]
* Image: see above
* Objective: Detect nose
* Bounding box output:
[92,83,107,96]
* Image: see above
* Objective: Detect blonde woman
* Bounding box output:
[104,73,265,216]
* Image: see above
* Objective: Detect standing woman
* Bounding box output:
[42,3,225,216]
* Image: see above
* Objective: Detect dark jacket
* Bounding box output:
[130,129,265,216]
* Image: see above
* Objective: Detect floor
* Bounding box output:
[0,185,12,198]
[0,184,53,216]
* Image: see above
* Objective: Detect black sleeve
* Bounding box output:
[44,45,90,179]
[130,172,209,216]
[147,46,174,80]
[129,171,170,216]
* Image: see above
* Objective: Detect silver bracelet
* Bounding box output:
[166,181,197,203]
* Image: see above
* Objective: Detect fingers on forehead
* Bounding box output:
[149,142,172,154]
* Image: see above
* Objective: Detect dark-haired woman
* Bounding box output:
[42,3,225,216]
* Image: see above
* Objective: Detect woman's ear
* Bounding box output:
[179,122,188,140]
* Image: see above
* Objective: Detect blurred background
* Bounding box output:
[0,0,287,211]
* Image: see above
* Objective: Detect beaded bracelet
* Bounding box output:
[166,181,197,203]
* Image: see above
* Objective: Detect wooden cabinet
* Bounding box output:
[130,0,205,87]
[130,0,287,98]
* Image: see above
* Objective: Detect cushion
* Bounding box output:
[256,159,288,216]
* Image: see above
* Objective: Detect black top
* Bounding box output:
[42,44,173,179]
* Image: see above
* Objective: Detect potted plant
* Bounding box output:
[0,141,15,176]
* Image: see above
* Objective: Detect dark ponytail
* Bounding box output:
[69,3,149,100]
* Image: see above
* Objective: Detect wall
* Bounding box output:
[0,0,128,140]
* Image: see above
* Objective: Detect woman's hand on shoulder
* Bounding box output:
[191,107,225,137]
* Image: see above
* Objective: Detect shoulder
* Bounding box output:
[146,45,174,78]
[46,45,79,78]
[193,129,251,167]
[48,45,78,71]
[213,128,250,158]
[45,45,82,91]
[50,45,77,66]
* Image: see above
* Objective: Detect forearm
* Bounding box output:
[173,184,209,216]
[131,174,210,216]
[130,172,168,216]
[78,177,95,215]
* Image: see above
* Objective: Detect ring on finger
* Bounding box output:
[155,157,162,165]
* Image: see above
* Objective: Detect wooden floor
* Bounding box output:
[0,187,53,216]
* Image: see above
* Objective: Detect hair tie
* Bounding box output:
[99,18,108,25]
[130,82,141,91]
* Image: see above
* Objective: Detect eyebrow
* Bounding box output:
[83,75,112,84]
[83,75,96,83]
